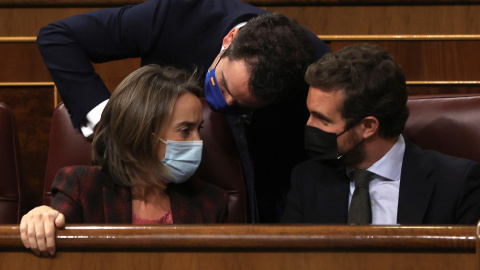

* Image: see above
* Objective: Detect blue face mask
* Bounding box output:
[204,68,248,115]
[160,139,203,184]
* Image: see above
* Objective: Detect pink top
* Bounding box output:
[132,209,173,224]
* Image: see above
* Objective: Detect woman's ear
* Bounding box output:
[360,116,379,139]
[222,27,240,49]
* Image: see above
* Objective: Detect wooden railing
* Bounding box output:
[0,0,479,7]
[1,224,476,250]
[0,224,477,270]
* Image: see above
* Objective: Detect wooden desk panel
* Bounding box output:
[0,225,476,270]
[0,251,475,270]
[327,40,480,81]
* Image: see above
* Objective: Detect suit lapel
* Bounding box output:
[322,174,350,223]
[397,140,435,224]
[103,177,132,223]
[312,163,350,223]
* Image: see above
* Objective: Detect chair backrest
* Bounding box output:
[0,102,25,223]
[43,103,92,206]
[44,100,247,223]
[404,95,480,164]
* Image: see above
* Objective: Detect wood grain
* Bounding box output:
[0,87,54,210]
[0,225,476,250]
[0,0,479,6]
[264,5,480,35]
[1,5,480,36]
[328,40,480,81]
[0,225,476,270]
[0,43,51,82]
[0,251,474,270]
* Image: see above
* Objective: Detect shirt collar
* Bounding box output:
[368,134,405,181]
[347,134,405,182]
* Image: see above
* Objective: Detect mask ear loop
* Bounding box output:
[208,49,224,74]
[335,122,355,159]
[336,127,349,138]
[337,118,363,138]
[214,51,224,69]
[215,44,231,69]
[152,133,167,144]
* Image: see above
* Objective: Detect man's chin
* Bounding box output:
[340,148,365,166]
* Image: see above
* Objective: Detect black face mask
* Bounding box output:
[304,125,349,163]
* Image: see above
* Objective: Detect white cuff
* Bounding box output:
[80,99,109,137]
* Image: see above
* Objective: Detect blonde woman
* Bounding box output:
[20,65,228,256]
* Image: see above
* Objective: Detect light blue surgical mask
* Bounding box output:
[159,138,203,184]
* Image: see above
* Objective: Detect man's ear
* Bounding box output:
[360,116,379,139]
[222,28,240,49]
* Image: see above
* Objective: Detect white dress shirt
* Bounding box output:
[347,134,406,225]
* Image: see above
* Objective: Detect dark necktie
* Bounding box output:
[347,170,372,225]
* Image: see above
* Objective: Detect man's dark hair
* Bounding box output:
[305,43,409,138]
[223,13,315,103]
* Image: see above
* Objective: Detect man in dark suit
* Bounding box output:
[281,43,480,225]
[36,0,331,223]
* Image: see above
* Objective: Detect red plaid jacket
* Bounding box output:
[51,166,229,224]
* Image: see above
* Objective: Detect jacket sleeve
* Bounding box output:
[51,167,84,223]
[36,0,171,127]
[280,165,305,223]
[456,161,480,224]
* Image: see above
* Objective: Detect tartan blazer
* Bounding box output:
[51,166,229,224]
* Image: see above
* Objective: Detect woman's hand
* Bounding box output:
[19,205,65,256]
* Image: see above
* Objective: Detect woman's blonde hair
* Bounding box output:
[92,64,201,187]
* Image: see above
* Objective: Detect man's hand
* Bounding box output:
[19,206,65,256]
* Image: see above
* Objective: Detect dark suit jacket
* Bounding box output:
[37,0,331,223]
[281,139,480,224]
[51,166,229,224]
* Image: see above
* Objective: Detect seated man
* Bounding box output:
[281,43,480,225]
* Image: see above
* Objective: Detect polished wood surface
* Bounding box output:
[0,8,98,36]
[1,0,479,6]
[265,5,480,35]
[0,225,476,270]
[1,225,476,249]
[0,87,53,211]
[477,222,480,270]
[0,43,51,82]
[0,251,474,270]
[4,39,479,82]
[2,5,480,36]
[328,40,480,81]
[320,35,480,41]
